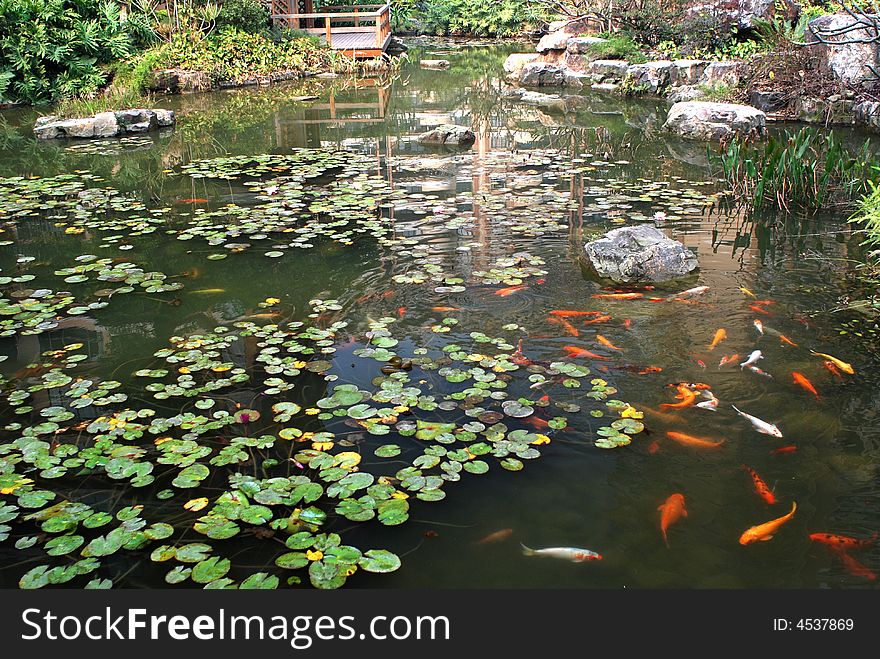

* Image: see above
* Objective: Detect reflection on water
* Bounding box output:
[1,41,878,589]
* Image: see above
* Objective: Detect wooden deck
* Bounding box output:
[270,2,392,58]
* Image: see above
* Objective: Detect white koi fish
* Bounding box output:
[740,350,763,369]
[696,392,718,411]
[521,543,602,562]
[731,405,783,438]
[675,285,709,297]
[747,366,773,378]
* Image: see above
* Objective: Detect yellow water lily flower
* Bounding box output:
[531,434,551,446]
[304,408,320,415]
[306,550,324,561]
[264,297,281,305]
[390,490,409,500]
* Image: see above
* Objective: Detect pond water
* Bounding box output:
[1,41,878,589]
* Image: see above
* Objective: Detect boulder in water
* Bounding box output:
[584,225,699,283]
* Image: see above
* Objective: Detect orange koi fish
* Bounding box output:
[718,353,739,368]
[523,416,550,430]
[660,385,697,409]
[658,493,688,548]
[739,502,797,545]
[771,445,798,455]
[177,198,209,204]
[563,346,609,360]
[431,306,460,312]
[752,300,776,306]
[647,440,661,454]
[397,306,407,318]
[792,371,819,399]
[708,328,727,350]
[833,548,877,581]
[779,334,798,347]
[666,431,725,449]
[809,532,876,551]
[823,361,844,380]
[583,315,612,325]
[637,366,663,374]
[591,292,643,300]
[623,319,631,329]
[495,285,527,297]
[596,335,622,351]
[750,304,771,316]
[549,310,603,318]
[547,316,579,337]
[742,464,777,505]
[476,528,514,545]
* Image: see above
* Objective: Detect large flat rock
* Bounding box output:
[663,101,766,141]
[584,225,699,283]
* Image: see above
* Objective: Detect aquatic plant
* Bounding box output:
[716,128,878,212]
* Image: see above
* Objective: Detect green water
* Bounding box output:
[1,41,878,589]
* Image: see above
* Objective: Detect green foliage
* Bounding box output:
[151,27,337,83]
[393,0,549,37]
[717,128,878,212]
[851,180,880,247]
[216,0,269,34]
[0,0,139,104]
[696,82,734,102]
[587,35,646,63]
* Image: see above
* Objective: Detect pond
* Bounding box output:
[0,40,878,589]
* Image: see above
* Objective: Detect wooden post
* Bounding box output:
[375,9,381,47]
[325,16,332,47]
[355,8,359,27]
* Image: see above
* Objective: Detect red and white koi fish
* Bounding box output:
[731,405,783,438]
[753,319,764,335]
[747,366,773,378]
[718,353,739,368]
[696,391,719,411]
[521,543,602,562]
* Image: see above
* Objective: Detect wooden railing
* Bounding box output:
[272,2,391,50]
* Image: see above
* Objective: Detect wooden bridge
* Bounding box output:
[266,2,392,58]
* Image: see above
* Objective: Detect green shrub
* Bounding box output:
[401,0,548,37]
[587,35,646,63]
[216,0,269,34]
[0,0,139,104]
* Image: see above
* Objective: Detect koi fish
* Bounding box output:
[177,198,209,204]
[675,285,709,297]
[771,445,798,455]
[495,285,527,297]
[583,315,613,325]
[809,532,876,551]
[753,319,764,335]
[431,306,460,312]
[397,306,407,318]
[549,310,603,318]
[591,292,643,300]
[523,416,550,430]
[637,366,663,374]
[742,464,777,505]
[191,288,226,294]
[696,392,719,411]
[520,543,602,562]
[792,371,819,399]
[747,366,773,379]
[666,431,725,449]
[739,350,763,369]
[810,351,854,375]
[658,493,688,548]
[718,353,739,368]
[752,300,775,306]
[547,316,579,337]
[740,287,757,298]
[476,528,514,545]
[623,319,631,330]
[739,501,796,545]
[511,339,533,366]
[750,304,771,316]
[696,359,706,369]
[708,328,727,350]
[596,335,622,351]
[647,440,661,454]
[660,385,697,409]
[823,361,844,380]
[731,405,783,438]
[779,334,798,347]
[832,547,877,581]
[563,346,609,360]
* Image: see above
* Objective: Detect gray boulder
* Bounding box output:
[854,100,880,132]
[34,108,174,139]
[566,36,608,54]
[700,61,741,87]
[663,101,766,141]
[584,225,699,283]
[503,53,539,79]
[520,62,567,86]
[748,89,788,112]
[667,85,706,103]
[808,13,880,86]
[536,30,571,53]
[626,61,674,94]
[670,60,709,86]
[588,59,629,81]
[417,124,476,148]
[420,59,450,70]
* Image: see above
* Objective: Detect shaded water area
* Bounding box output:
[1,40,879,589]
